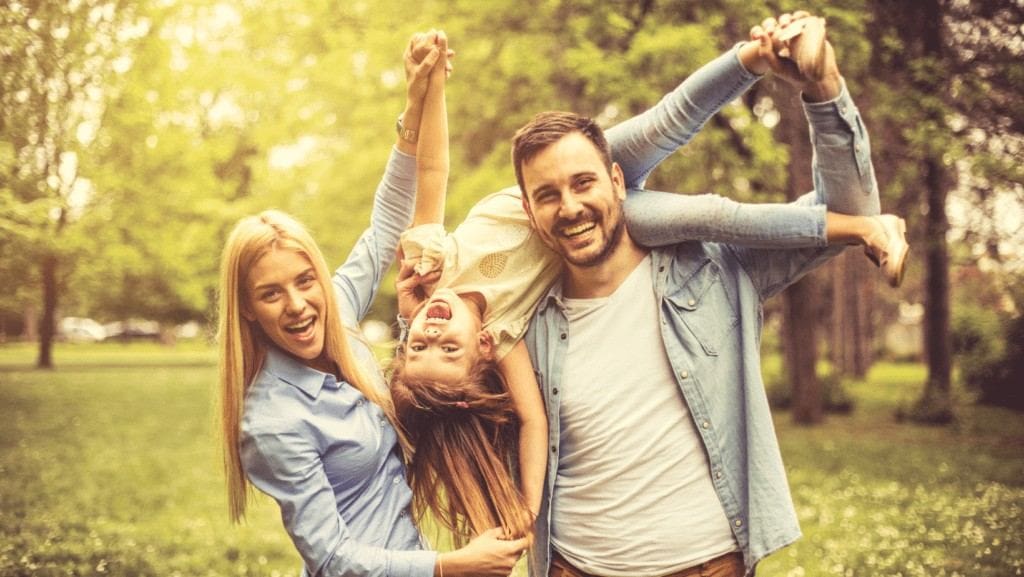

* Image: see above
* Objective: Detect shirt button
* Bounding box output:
[688,298,696,307]
[702,421,710,429]
[658,266,665,272]
[552,388,559,395]
[560,333,567,340]
[680,371,689,380]
[716,471,723,479]
[393,476,401,484]
[855,144,861,152]
[840,105,847,115]
[734,519,743,527]
[551,445,557,453]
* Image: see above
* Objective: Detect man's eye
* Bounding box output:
[409,344,426,352]
[442,345,458,353]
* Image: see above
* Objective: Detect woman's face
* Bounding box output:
[244,248,328,368]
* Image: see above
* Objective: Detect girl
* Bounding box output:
[388,17,909,548]
[217,34,526,577]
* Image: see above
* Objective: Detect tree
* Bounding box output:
[1,1,147,367]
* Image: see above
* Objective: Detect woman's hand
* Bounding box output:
[395,247,441,319]
[438,527,528,577]
[404,30,455,104]
[404,32,443,106]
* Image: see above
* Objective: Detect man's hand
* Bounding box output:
[746,11,842,101]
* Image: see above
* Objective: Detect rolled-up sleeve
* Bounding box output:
[731,81,881,299]
[241,424,436,577]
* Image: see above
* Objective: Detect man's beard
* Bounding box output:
[560,202,627,268]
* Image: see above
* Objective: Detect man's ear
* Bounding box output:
[521,194,537,229]
[611,162,626,201]
[478,331,495,361]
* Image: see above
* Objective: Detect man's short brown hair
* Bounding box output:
[511,111,613,196]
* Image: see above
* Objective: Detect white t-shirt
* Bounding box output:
[551,256,737,576]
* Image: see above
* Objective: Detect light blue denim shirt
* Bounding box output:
[240,148,437,577]
[524,47,879,577]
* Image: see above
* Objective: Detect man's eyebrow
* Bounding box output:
[529,183,554,200]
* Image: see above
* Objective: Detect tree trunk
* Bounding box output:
[37,253,58,369]
[774,83,823,425]
[786,278,822,423]
[830,252,874,378]
[911,0,955,424]
[916,156,954,421]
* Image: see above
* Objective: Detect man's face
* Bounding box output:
[520,132,627,268]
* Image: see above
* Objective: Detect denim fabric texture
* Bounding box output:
[524,45,878,577]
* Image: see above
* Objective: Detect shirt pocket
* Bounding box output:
[665,258,739,356]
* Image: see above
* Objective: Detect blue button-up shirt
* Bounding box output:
[240,148,436,577]
[523,49,879,576]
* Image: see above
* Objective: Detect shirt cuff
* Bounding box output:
[386,145,418,191]
[730,41,766,81]
[801,78,859,134]
[388,549,437,577]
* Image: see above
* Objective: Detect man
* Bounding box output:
[515,13,884,577]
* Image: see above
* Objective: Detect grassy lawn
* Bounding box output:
[1,343,1021,576]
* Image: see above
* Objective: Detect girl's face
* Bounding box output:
[244,248,329,370]
[404,288,492,384]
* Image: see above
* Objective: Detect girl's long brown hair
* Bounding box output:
[389,356,534,546]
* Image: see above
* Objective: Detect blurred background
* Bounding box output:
[1,1,1021,576]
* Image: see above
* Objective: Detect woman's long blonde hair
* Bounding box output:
[218,210,393,523]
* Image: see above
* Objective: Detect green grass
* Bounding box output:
[1,344,1022,576]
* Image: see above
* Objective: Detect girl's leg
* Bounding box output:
[826,213,909,287]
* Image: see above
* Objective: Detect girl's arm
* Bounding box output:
[499,340,548,517]
[333,34,441,326]
[413,32,449,228]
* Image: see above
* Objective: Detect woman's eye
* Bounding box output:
[261,289,280,301]
[298,275,315,288]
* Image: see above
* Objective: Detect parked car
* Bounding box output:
[103,319,161,341]
[59,317,107,343]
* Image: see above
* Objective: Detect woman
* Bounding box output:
[216,33,526,577]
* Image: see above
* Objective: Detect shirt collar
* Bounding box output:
[263,347,336,398]
[536,279,567,315]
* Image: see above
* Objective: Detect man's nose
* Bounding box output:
[424,326,441,338]
[558,193,584,220]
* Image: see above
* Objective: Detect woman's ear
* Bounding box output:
[240,298,256,322]
[477,331,495,361]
